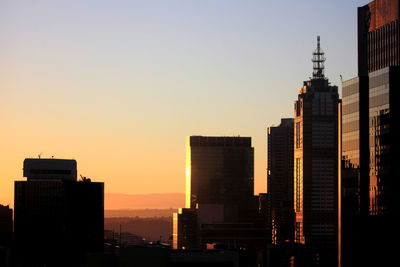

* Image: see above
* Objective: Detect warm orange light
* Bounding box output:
[185,137,191,209]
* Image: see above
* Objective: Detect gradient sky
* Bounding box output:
[0,0,370,207]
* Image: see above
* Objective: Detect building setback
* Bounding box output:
[267,118,294,246]
[294,37,340,267]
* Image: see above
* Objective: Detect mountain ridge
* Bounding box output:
[105,192,185,210]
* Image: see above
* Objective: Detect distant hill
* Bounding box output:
[105,209,178,218]
[105,193,185,210]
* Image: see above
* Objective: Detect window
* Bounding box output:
[296,158,301,212]
[296,122,301,148]
[295,222,301,243]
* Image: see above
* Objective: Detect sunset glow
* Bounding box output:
[0,0,369,209]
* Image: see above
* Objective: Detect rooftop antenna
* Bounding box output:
[312,36,325,79]
[80,174,91,182]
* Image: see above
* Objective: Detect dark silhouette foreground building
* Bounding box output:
[14,158,104,267]
[267,118,294,246]
[0,204,12,247]
[0,204,13,267]
[87,243,246,267]
[341,1,399,266]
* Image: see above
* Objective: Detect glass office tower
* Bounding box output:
[342,78,361,217]
[341,1,399,266]
[186,136,254,216]
[368,67,399,216]
[174,136,269,255]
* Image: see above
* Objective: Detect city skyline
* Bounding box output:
[0,1,370,207]
[1,1,397,266]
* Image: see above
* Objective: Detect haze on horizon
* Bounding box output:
[0,0,370,208]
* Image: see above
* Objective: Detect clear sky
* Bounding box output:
[0,0,370,207]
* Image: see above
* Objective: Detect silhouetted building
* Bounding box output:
[14,158,104,267]
[185,136,254,215]
[200,221,269,252]
[0,204,12,247]
[87,245,244,267]
[175,136,269,266]
[293,37,340,266]
[173,208,198,249]
[182,136,255,228]
[267,118,294,246]
[341,1,399,266]
[257,193,272,242]
[0,204,13,267]
[170,249,241,267]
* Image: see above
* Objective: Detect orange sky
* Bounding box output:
[0,1,364,208]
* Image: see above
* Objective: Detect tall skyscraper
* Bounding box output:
[357,0,400,218]
[342,1,399,266]
[267,118,294,246]
[353,0,400,218]
[14,158,104,267]
[293,37,340,266]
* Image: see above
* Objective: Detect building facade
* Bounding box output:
[294,37,340,266]
[356,0,400,216]
[174,136,269,266]
[368,67,399,216]
[173,208,198,250]
[341,78,361,218]
[267,118,294,246]
[185,136,254,218]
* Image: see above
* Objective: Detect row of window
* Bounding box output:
[295,158,301,212]
[367,20,399,72]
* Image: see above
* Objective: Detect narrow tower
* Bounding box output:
[294,37,340,266]
[267,118,294,245]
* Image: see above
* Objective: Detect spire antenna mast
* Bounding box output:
[312,36,326,79]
